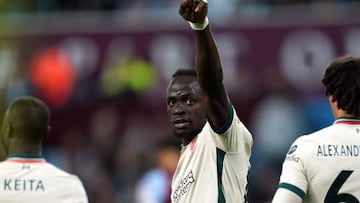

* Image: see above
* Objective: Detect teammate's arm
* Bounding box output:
[272,139,307,203]
[179,0,230,130]
[272,188,303,203]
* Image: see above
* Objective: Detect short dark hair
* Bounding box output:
[7,96,50,140]
[172,69,197,78]
[322,55,360,117]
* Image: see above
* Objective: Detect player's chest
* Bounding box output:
[172,144,218,190]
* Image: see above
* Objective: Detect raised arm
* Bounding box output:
[179,0,230,130]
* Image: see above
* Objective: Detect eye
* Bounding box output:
[186,98,194,105]
[168,98,175,106]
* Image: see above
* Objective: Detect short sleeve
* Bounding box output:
[278,137,308,199]
[213,105,253,153]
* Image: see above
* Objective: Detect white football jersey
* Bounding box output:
[171,107,253,203]
[0,155,88,203]
[276,117,360,202]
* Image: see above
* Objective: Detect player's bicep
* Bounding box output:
[205,85,230,130]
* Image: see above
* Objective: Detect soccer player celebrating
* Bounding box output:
[166,0,253,202]
[0,96,88,203]
[272,55,360,203]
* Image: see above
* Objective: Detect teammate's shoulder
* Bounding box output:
[291,134,315,147]
[302,124,334,139]
[290,125,333,148]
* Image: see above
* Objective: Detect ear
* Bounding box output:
[0,142,6,161]
[0,123,11,156]
[4,123,12,139]
[47,125,51,135]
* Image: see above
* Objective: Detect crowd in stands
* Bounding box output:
[0,0,359,13]
[0,0,356,202]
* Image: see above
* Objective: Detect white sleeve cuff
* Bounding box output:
[189,17,209,30]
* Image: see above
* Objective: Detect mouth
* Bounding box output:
[172,119,190,129]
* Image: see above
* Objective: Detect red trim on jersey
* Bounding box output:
[190,136,198,151]
[6,159,47,164]
[335,121,360,125]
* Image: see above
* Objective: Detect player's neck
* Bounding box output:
[8,142,42,157]
[183,133,199,146]
[334,110,354,119]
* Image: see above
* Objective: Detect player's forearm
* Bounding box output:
[194,25,230,128]
[194,25,223,89]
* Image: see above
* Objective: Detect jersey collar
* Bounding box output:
[335,117,360,125]
[180,135,198,152]
[6,154,46,163]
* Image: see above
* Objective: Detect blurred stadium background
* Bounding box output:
[0,0,360,202]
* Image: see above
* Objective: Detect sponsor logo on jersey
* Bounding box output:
[285,154,300,162]
[172,170,195,203]
[287,145,298,155]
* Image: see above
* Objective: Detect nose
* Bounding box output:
[173,104,185,115]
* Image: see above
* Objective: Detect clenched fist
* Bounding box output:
[179,0,208,24]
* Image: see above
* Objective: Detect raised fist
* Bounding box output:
[179,0,208,24]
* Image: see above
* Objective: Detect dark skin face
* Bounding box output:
[166,75,207,145]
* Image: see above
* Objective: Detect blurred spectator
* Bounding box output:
[250,94,305,165]
[248,162,280,203]
[0,0,357,14]
[250,65,307,169]
[112,108,170,202]
[134,138,180,203]
[1,1,359,202]
[30,46,76,108]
